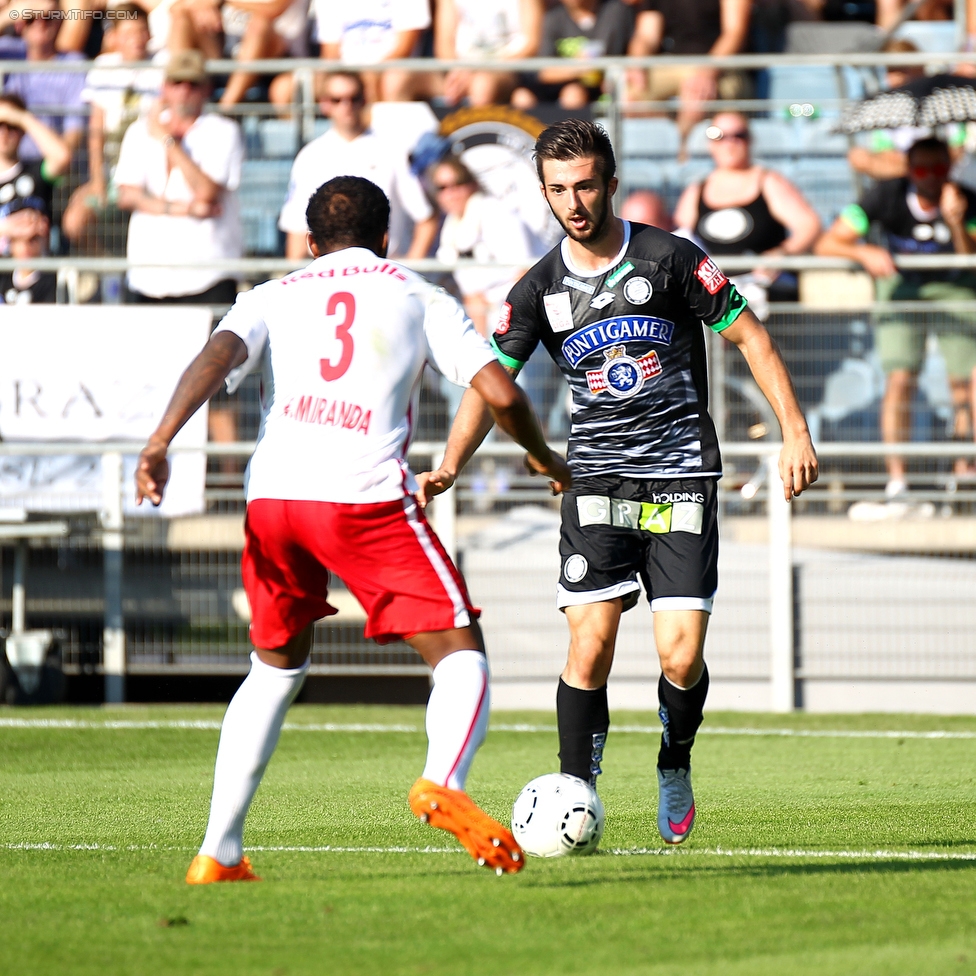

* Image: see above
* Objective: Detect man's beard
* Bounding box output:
[559,189,612,244]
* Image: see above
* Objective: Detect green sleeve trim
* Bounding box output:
[869,130,895,152]
[489,334,525,371]
[840,203,870,238]
[965,219,976,235]
[39,160,61,185]
[709,285,748,333]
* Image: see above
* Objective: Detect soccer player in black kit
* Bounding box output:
[419,120,818,844]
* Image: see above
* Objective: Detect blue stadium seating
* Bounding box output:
[239,159,292,254]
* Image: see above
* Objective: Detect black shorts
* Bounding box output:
[557,477,719,613]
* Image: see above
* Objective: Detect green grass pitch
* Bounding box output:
[3,705,976,975]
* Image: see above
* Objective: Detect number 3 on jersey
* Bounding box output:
[320,292,355,381]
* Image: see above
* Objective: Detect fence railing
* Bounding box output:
[2,440,976,711]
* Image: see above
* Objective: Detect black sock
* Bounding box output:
[657,664,709,771]
[556,678,610,785]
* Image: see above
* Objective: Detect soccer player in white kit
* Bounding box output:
[135,176,571,882]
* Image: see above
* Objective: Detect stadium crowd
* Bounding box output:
[2,0,976,493]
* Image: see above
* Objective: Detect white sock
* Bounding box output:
[199,652,308,866]
[421,650,490,792]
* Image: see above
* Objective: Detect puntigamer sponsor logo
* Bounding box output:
[561,316,675,368]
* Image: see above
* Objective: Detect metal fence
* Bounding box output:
[2,437,976,712]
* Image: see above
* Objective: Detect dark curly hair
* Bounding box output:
[305,176,390,253]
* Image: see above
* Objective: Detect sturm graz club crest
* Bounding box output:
[586,345,662,398]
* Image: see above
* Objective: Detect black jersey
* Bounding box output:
[492,221,747,480]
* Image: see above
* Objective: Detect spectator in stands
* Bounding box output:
[3,0,86,160]
[0,196,57,303]
[435,0,544,107]
[302,0,432,104]
[115,50,244,303]
[431,155,534,336]
[848,40,931,183]
[167,0,310,106]
[627,0,751,147]
[62,5,162,249]
[0,92,70,245]
[816,137,976,496]
[620,188,673,230]
[673,112,821,308]
[511,0,631,109]
[278,71,437,261]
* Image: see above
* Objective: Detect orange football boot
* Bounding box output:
[409,777,524,875]
[185,854,261,884]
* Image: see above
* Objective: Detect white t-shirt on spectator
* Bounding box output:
[214,247,495,504]
[436,191,534,304]
[82,52,163,133]
[454,0,524,59]
[114,113,244,298]
[278,127,433,256]
[315,0,430,63]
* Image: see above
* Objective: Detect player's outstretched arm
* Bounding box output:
[135,332,248,507]
[416,362,571,507]
[720,308,819,500]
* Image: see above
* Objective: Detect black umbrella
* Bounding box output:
[837,74,976,134]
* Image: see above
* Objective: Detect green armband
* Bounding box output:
[709,284,748,333]
[489,334,525,371]
[840,203,870,238]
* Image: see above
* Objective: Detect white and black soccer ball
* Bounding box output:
[511,773,605,857]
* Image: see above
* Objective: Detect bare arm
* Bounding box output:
[225,0,293,17]
[508,0,543,57]
[848,146,908,181]
[136,332,248,505]
[406,214,439,260]
[673,182,702,233]
[760,171,822,255]
[416,362,571,506]
[814,214,897,278]
[117,183,215,216]
[711,0,750,56]
[87,103,106,191]
[434,0,458,59]
[720,309,818,499]
[0,102,71,178]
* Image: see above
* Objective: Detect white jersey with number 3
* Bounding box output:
[214,246,495,504]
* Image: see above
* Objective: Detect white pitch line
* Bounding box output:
[3,718,976,739]
[5,842,976,861]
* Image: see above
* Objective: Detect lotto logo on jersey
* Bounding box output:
[495,302,512,335]
[695,256,728,295]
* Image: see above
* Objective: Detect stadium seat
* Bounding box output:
[621,118,681,157]
[796,117,852,155]
[894,21,958,53]
[747,118,797,154]
[239,159,292,254]
[258,119,299,158]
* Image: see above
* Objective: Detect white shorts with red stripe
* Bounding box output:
[242,497,479,648]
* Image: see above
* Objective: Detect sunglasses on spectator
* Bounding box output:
[706,126,750,142]
[434,181,472,192]
[910,164,950,178]
[327,94,364,105]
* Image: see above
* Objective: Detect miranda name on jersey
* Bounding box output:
[282,394,372,433]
